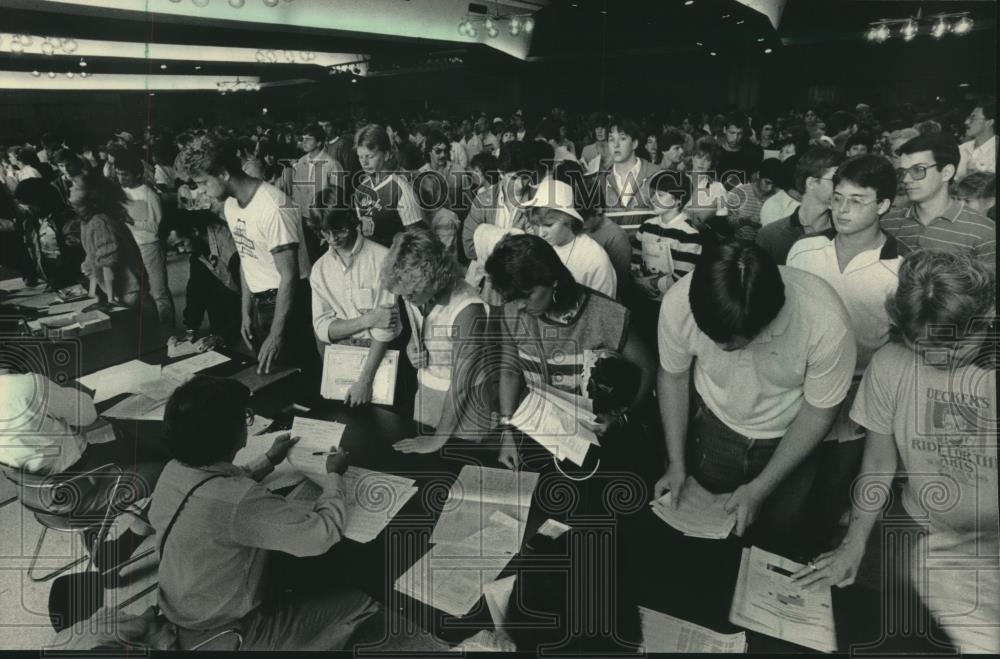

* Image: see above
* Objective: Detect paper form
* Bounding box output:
[650,476,736,539]
[78,360,163,404]
[320,344,398,405]
[639,606,747,652]
[161,350,230,379]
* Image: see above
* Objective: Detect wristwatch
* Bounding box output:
[498,414,513,428]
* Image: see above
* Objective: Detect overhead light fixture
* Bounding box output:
[228,0,246,6]
[31,70,40,77]
[195,65,202,70]
[866,12,972,43]
[931,18,948,38]
[953,15,973,34]
[959,82,970,87]
[79,71,88,77]
[47,71,56,78]
[1,71,260,91]
[65,71,74,78]
[684,0,694,5]
[900,18,918,41]
[79,58,86,67]
[756,37,765,42]
[764,48,772,54]
[160,63,168,69]
[709,51,717,56]
[459,11,534,39]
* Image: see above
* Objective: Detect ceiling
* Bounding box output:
[0,0,994,91]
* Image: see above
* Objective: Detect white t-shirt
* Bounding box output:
[658,267,856,438]
[760,190,801,226]
[551,233,617,298]
[122,184,163,245]
[224,182,310,294]
[957,135,996,180]
[0,373,94,474]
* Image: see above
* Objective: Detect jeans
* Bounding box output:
[687,398,820,557]
[138,241,175,326]
[249,279,318,377]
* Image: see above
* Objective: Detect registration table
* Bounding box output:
[0,278,932,654]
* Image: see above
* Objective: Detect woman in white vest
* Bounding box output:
[382,226,496,453]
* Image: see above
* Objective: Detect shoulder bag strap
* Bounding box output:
[158,474,226,559]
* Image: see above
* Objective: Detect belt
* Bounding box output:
[251,288,278,302]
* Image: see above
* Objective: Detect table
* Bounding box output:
[2,277,938,653]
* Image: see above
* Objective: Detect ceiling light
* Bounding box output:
[931,18,948,38]
[736,19,744,25]
[79,71,89,77]
[79,59,87,67]
[192,0,210,7]
[149,92,155,96]
[953,16,973,35]
[709,51,717,56]
[763,48,772,54]
[263,0,280,7]
[756,37,765,42]
[487,26,499,38]
[65,71,74,78]
[684,0,694,5]
[959,82,969,87]
[524,16,534,33]
[195,65,202,70]
[160,63,168,69]
[900,19,918,41]
[229,0,246,6]
[695,41,704,46]
[47,71,56,78]
[350,78,357,84]
[31,70,40,77]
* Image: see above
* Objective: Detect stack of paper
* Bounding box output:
[639,606,747,653]
[510,382,599,466]
[15,291,62,309]
[161,350,231,380]
[0,277,26,292]
[729,546,837,653]
[650,477,736,539]
[102,393,168,421]
[78,360,163,404]
[288,466,417,543]
[45,297,99,316]
[28,309,111,337]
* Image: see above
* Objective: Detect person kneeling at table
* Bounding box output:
[381,227,495,453]
[653,241,857,556]
[307,206,401,407]
[794,250,998,655]
[149,376,378,651]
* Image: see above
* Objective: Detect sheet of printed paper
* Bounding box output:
[101,394,167,421]
[46,298,99,316]
[320,344,398,405]
[510,382,597,465]
[341,466,417,542]
[639,606,746,653]
[234,431,303,491]
[286,417,346,476]
[78,360,163,404]
[395,550,513,618]
[161,350,230,379]
[16,291,62,309]
[650,476,736,539]
[431,467,538,548]
[134,373,190,404]
[728,546,837,653]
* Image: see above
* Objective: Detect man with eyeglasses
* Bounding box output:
[306,206,401,407]
[786,155,903,552]
[756,146,843,265]
[882,133,995,268]
[956,100,995,182]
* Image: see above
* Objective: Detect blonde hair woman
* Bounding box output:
[382,226,495,453]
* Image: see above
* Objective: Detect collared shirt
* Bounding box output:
[310,235,401,345]
[957,135,996,180]
[224,182,310,294]
[728,182,769,225]
[612,158,643,209]
[787,230,901,373]
[880,198,995,267]
[290,147,344,218]
[658,266,856,438]
[149,458,346,630]
[759,189,800,226]
[0,373,94,474]
[756,206,831,266]
[636,212,704,300]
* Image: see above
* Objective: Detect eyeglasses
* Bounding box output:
[432,147,448,155]
[245,408,255,427]
[896,164,933,181]
[831,194,878,212]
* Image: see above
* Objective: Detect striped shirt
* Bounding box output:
[880,199,995,267]
[728,182,767,225]
[634,212,704,300]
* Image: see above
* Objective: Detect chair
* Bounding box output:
[2,462,150,582]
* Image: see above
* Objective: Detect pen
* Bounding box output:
[311,451,338,456]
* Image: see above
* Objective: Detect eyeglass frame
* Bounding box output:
[245,408,255,427]
[896,163,938,182]
[830,193,880,213]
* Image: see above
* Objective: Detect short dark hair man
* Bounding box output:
[716,112,764,190]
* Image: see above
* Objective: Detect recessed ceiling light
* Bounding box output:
[160,63,167,69]
[959,82,970,87]
[736,19,745,25]
[684,0,694,5]
[764,48,772,54]
[709,51,717,56]
[757,37,765,42]
[195,65,202,70]
[696,41,704,46]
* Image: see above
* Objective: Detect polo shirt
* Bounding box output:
[957,135,996,180]
[756,207,831,266]
[728,182,768,225]
[635,212,703,300]
[224,182,310,294]
[880,199,996,267]
[309,235,401,345]
[658,266,856,438]
[786,230,901,373]
[551,233,617,298]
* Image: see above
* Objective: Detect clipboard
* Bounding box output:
[320,343,398,405]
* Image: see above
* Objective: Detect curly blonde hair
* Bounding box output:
[380,226,459,298]
[174,133,241,180]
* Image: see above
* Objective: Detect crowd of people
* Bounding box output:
[0,96,996,652]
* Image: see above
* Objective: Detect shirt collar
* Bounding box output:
[332,234,365,269]
[904,197,964,223]
[750,280,794,345]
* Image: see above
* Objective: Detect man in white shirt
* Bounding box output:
[180,134,314,376]
[290,124,345,229]
[786,155,902,549]
[957,100,996,181]
[116,150,175,326]
[307,207,402,407]
[654,241,856,556]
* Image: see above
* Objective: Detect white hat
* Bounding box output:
[523,178,584,224]
[492,116,505,124]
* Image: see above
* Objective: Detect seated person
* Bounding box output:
[171,209,241,348]
[0,366,166,516]
[307,206,401,407]
[485,234,655,470]
[524,179,617,298]
[13,177,84,289]
[382,227,495,453]
[726,158,783,238]
[654,241,856,556]
[149,376,378,650]
[795,250,997,654]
